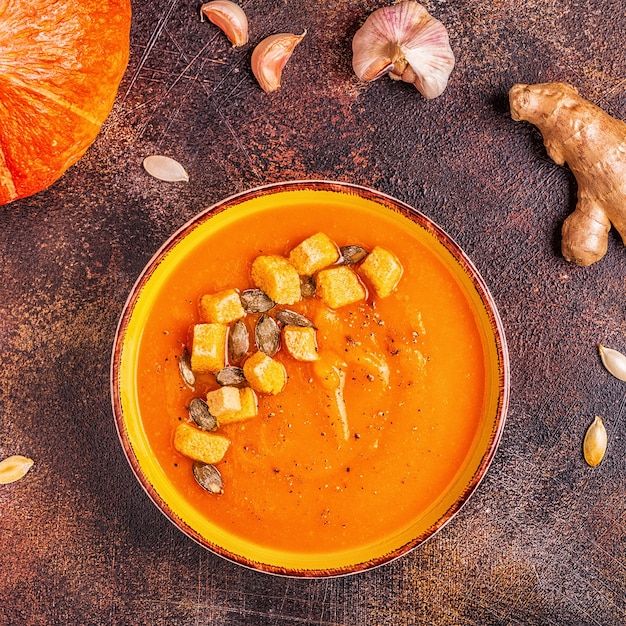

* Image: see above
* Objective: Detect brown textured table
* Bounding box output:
[2,1,625,624]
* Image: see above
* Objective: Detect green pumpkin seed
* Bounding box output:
[240,289,275,313]
[216,366,246,386]
[189,397,217,431]
[228,320,249,362]
[300,276,316,298]
[179,347,195,388]
[339,245,368,265]
[255,314,280,356]
[193,462,224,494]
[275,309,315,328]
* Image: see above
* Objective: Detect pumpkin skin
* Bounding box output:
[0,0,132,205]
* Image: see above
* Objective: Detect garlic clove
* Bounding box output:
[201,0,248,47]
[251,32,306,94]
[352,1,455,100]
[402,19,455,99]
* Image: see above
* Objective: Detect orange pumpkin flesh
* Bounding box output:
[0,0,132,205]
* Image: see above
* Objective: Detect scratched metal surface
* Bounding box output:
[1,0,626,624]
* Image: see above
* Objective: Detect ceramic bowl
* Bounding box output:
[111,180,509,577]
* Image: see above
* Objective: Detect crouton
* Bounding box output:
[217,387,259,425]
[288,232,339,276]
[243,351,287,395]
[173,422,230,464]
[283,325,319,361]
[190,323,228,373]
[199,288,245,324]
[206,386,241,417]
[251,255,301,305]
[315,266,366,309]
[359,246,403,298]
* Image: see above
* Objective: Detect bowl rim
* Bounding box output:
[110,179,510,577]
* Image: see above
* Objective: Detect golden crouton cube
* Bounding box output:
[251,255,301,305]
[283,325,319,361]
[217,387,259,425]
[288,232,339,276]
[243,351,287,395]
[359,246,403,298]
[199,289,245,324]
[190,323,228,373]
[206,386,241,417]
[315,266,366,309]
[173,422,230,464]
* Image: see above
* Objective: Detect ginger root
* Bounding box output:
[509,82,626,266]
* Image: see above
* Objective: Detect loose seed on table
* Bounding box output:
[583,416,607,467]
[0,455,34,484]
[599,345,626,382]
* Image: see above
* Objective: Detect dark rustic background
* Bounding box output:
[1,0,625,624]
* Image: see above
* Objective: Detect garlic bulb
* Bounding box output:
[251,32,306,93]
[352,1,455,100]
[201,1,249,47]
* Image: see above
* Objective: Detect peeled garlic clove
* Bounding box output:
[599,345,626,382]
[0,455,34,484]
[251,32,306,93]
[143,155,189,182]
[201,0,248,47]
[583,416,607,467]
[352,1,455,100]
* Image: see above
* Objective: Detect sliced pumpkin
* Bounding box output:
[0,0,132,204]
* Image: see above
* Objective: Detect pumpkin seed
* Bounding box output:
[300,275,316,298]
[143,155,189,182]
[0,455,34,484]
[583,416,607,467]
[339,245,368,265]
[216,366,246,386]
[255,314,280,355]
[275,309,315,328]
[599,345,626,382]
[179,347,195,388]
[240,289,275,313]
[189,397,217,431]
[228,319,249,362]
[192,462,224,494]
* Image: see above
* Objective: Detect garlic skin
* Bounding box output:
[251,32,306,93]
[201,0,249,47]
[352,1,455,100]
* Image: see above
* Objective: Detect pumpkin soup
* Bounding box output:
[134,196,490,555]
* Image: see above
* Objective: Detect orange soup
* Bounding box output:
[131,191,495,557]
